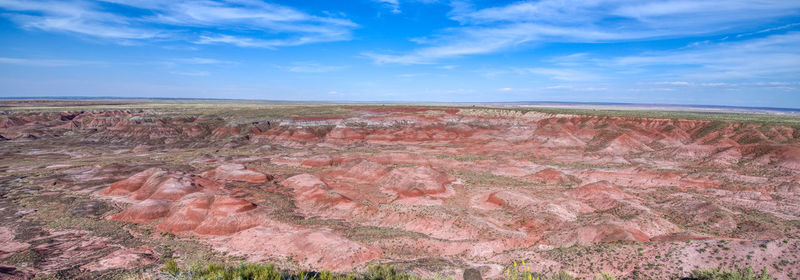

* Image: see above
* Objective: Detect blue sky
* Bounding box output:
[0,0,799,108]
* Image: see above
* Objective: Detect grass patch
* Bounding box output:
[693,121,726,140]
[450,170,530,187]
[4,248,46,267]
[159,262,423,280]
[6,101,800,126]
[485,106,800,127]
[434,154,488,162]
[691,267,771,280]
[343,226,427,243]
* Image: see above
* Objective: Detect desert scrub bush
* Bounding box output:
[594,273,616,280]
[121,273,158,280]
[502,260,578,280]
[548,271,575,280]
[158,261,418,280]
[160,261,284,280]
[690,267,771,280]
[163,258,180,275]
[364,264,420,280]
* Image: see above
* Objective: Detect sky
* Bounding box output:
[0,0,799,108]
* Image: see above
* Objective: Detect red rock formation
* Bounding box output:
[776,147,800,169]
[568,181,633,211]
[201,163,271,183]
[523,168,576,184]
[100,168,164,196]
[102,165,272,237]
[9,105,799,277]
[109,199,172,224]
[378,166,455,198]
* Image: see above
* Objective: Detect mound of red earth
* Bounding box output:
[218,226,381,270]
[522,168,577,184]
[776,147,800,170]
[568,181,633,211]
[201,163,273,183]
[99,164,379,270]
[155,195,260,235]
[103,167,235,225]
[102,166,258,229]
[378,166,457,199]
[283,173,359,216]
[575,224,650,244]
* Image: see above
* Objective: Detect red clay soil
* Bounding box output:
[3,106,800,279]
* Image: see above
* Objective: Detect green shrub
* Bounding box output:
[159,261,413,280]
[550,271,575,280]
[163,258,179,276]
[156,260,773,280]
[187,263,282,280]
[594,273,616,280]
[365,264,420,280]
[691,267,771,280]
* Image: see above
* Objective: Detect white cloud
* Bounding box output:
[371,0,440,14]
[0,0,162,39]
[700,82,729,87]
[736,23,800,38]
[170,71,210,76]
[468,31,800,94]
[366,0,800,64]
[129,0,356,36]
[279,62,347,73]
[651,81,691,86]
[610,32,800,80]
[397,73,426,78]
[0,0,357,47]
[519,67,601,81]
[174,57,236,65]
[541,85,607,91]
[526,32,800,92]
[374,0,401,14]
[612,1,800,27]
[0,56,102,66]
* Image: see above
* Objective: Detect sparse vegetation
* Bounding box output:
[690,267,771,280]
[3,102,799,279]
[157,260,749,280]
[158,262,421,280]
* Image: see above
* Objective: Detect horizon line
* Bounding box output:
[2,96,800,113]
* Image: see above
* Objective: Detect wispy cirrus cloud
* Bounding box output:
[373,0,401,14]
[0,0,162,39]
[467,31,799,94]
[170,70,210,76]
[173,57,236,65]
[0,56,103,66]
[0,0,357,48]
[370,0,440,14]
[278,62,347,73]
[366,0,800,64]
[609,32,800,80]
[194,32,348,49]
[519,67,602,82]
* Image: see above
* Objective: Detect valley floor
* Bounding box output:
[1,101,799,279]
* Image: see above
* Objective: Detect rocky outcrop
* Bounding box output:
[102,164,272,236]
[201,163,271,183]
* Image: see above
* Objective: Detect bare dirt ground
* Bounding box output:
[1,101,799,279]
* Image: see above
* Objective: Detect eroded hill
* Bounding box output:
[1,103,799,279]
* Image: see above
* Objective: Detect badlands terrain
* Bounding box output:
[1,100,799,279]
